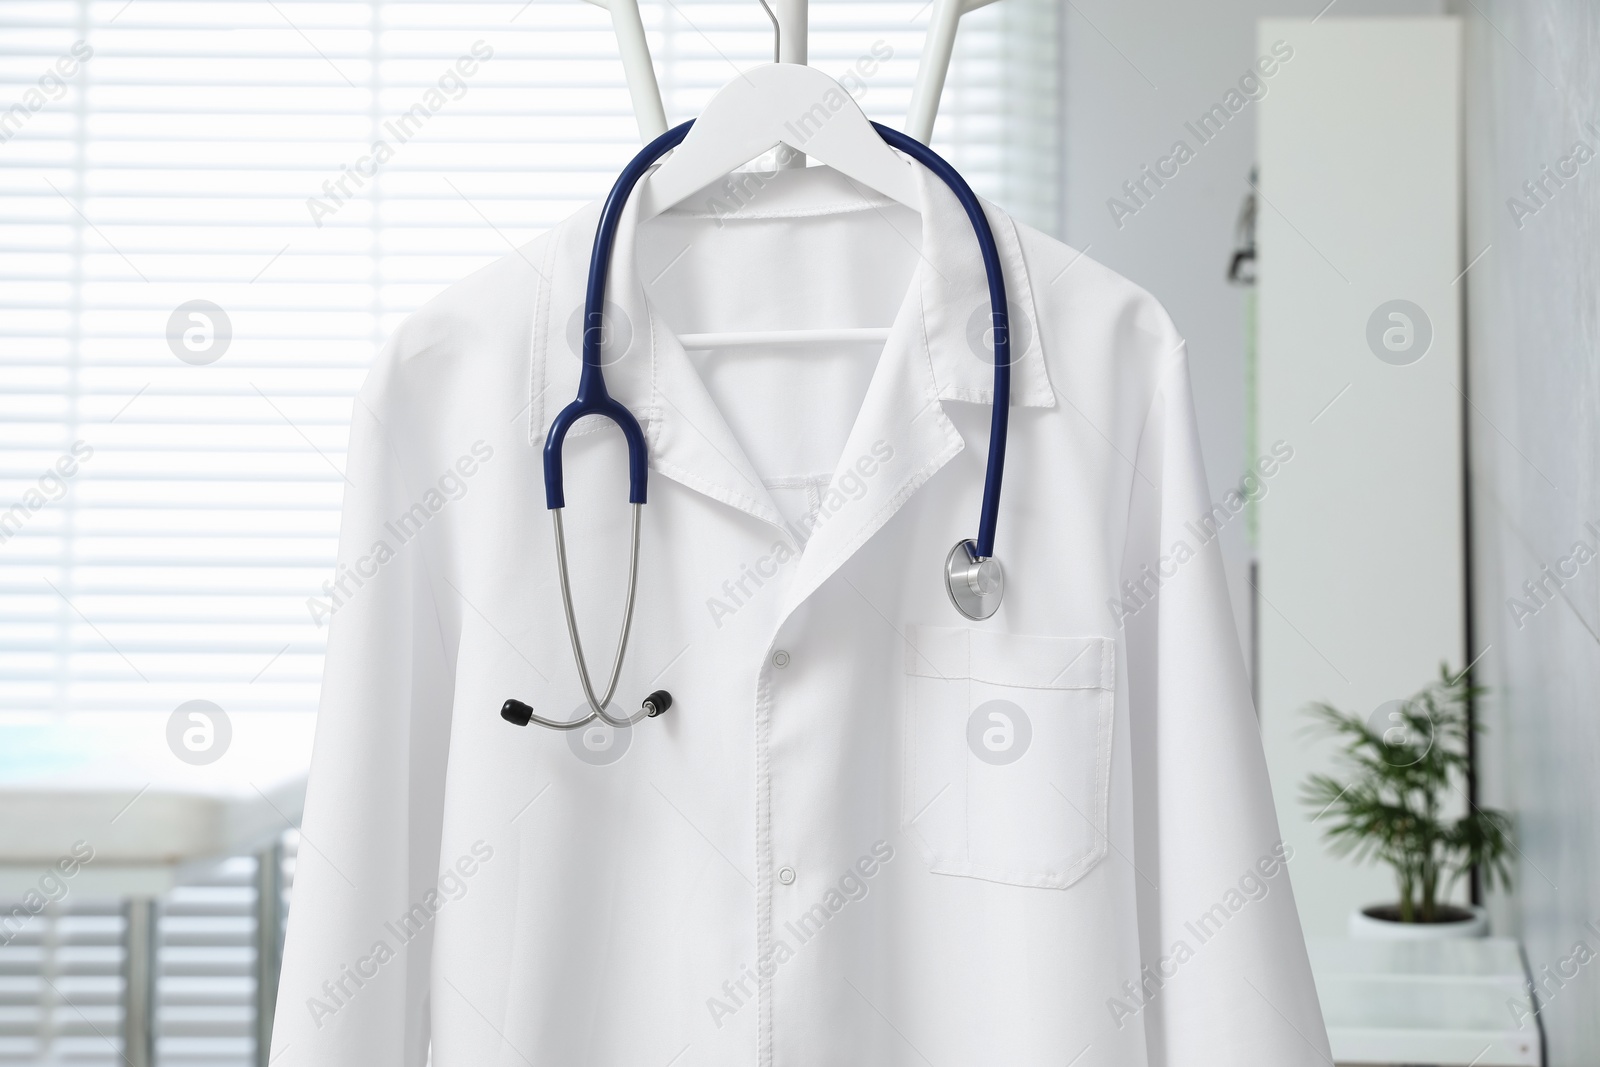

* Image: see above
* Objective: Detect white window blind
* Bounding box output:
[0,2,1059,719]
[4,3,1057,1064]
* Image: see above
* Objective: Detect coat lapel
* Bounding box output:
[775,290,964,618]
[526,187,787,531]
[646,324,786,529]
[772,167,1058,616]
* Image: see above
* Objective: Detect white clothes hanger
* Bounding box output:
[639,8,919,348]
[587,0,999,149]
[634,61,921,220]
[673,326,892,350]
[593,0,999,349]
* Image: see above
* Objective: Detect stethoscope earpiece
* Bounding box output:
[501,698,535,727]
[500,689,673,729]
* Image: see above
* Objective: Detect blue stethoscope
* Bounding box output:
[502,120,1010,732]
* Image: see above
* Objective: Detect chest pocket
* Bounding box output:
[901,625,1115,890]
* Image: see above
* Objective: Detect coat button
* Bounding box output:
[777,866,796,885]
[772,649,791,668]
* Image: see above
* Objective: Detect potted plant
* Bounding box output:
[1300,664,1513,938]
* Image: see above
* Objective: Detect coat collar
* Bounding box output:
[525,161,1056,609]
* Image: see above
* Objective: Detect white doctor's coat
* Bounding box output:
[273,162,1329,1067]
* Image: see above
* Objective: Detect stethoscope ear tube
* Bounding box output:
[503,503,664,730]
[549,503,648,726]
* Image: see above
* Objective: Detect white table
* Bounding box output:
[0,712,313,1067]
[1308,936,1542,1066]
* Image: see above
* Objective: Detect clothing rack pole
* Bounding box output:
[587,0,997,146]
[772,0,809,166]
[774,0,806,65]
[904,0,1001,144]
[583,0,668,140]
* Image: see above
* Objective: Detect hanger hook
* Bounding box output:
[756,0,779,62]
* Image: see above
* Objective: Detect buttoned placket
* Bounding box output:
[643,278,962,1067]
[754,621,779,1061]
[525,163,1056,1065]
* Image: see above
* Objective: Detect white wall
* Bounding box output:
[1456,1,1600,1062]
[1062,0,1446,673]
[1063,9,1600,1062]
[1256,16,1465,935]
[1061,0,1447,936]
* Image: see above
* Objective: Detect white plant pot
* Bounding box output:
[1348,903,1489,939]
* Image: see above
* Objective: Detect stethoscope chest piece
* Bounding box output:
[945,539,1003,621]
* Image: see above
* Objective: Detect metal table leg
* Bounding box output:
[255,841,285,1067]
[122,897,157,1067]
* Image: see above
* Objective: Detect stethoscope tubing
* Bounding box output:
[529,503,651,730]
[543,121,692,510]
[868,125,1010,559]
[543,119,1011,559]
[531,117,1012,729]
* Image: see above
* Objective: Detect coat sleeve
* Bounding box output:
[271,342,457,1067]
[1123,347,1331,1066]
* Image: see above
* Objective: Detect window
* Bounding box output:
[0,5,1058,1058]
[2,0,1059,729]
